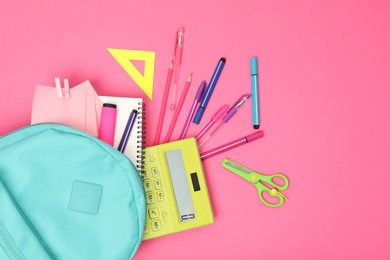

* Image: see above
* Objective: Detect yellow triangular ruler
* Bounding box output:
[107,48,155,100]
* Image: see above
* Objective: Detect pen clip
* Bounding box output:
[235,94,251,109]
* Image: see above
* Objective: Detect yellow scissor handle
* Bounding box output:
[256,182,288,207]
[258,173,289,191]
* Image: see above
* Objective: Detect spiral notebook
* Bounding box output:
[99,96,145,172]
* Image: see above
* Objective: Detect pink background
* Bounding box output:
[1,0,390,259]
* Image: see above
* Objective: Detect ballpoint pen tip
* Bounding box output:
[169,61,174,69]
[188,74,193,81]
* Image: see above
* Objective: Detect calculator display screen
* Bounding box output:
[165,149,196,222]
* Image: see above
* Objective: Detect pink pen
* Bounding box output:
[200,131,264,160]
[154,61,174,145]
[199,93,251,147]
[195,104,229,141]
[170,27,185,110]
[164,73,192,143]
[179,81,206,139]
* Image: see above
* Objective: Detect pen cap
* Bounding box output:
[223,94,251,122]
[99,103,117,146]
[250,57,258,75]
[223,108,237,122]
[212,105,229,121]
[246,130,264,142]
[195,81,207,101]
[193,106,205,124]
[174,27,185,62]
[176,27,185,45]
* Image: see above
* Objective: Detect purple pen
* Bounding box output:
[195,104,229,141]
[222,94,251,122]
[179,81,206,139]
[199,94,251,147]
[118,109,138,153]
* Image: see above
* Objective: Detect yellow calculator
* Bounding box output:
[141,138,214,240]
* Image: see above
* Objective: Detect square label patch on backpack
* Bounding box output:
[68,180,103,215]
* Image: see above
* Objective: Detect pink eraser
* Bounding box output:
[99,103,117,146]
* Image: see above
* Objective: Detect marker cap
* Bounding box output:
[250,57,258,75]
[99,103,117,146]
[195,81,207,101]
[193,106,205,124]
[103,103,117,109]
[246,130,264,142]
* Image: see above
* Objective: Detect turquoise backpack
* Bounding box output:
[0,123,146,259]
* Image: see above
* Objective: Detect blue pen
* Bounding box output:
[193,57,226,124]
[251,57,260,129]
[118,109,138,153]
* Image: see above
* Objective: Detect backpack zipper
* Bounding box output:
[0,178,57,259]
[0,221,26,260]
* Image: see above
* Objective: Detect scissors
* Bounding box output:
[221,158,289,207]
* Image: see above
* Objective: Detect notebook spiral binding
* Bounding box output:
[136,102,146,174]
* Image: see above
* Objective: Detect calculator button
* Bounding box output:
[154,179,161,190]
[151,220,162,231]
[156,191,164,202]
[148,208,159,219]
[151,167,159,177]
[143,171,150,180]
[144,181,152,192]
[144,222,151,234]
[146,192,155,204]
[162,211,168,223]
